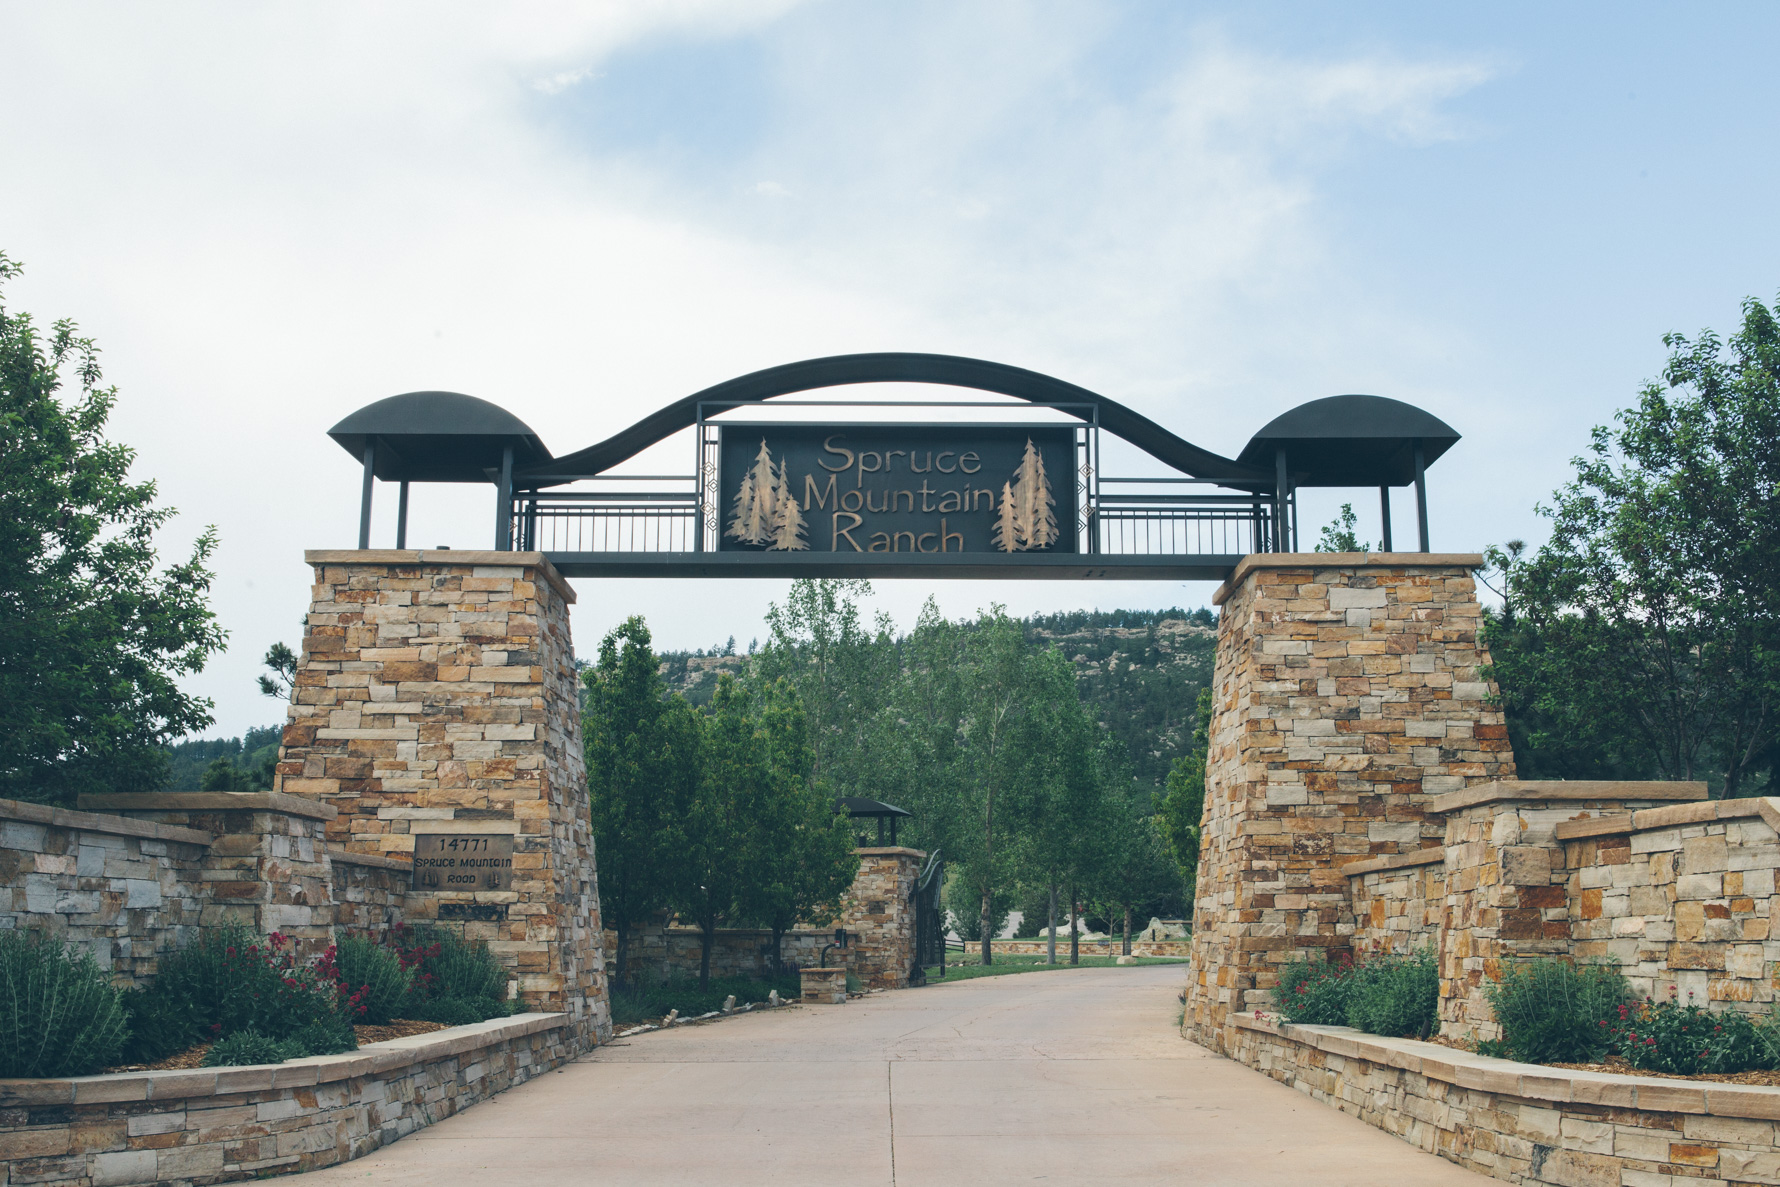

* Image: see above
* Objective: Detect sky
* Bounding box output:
[4,2,1779,738]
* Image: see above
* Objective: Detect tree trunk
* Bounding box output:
[698,916,715,989]
[1046,880,1057,965]
[614,917,630,984]
[979,882,993,965]
[1122,904,1131,956]
[1068,883,1079,965]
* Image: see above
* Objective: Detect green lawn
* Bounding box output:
[918,954,1188,983]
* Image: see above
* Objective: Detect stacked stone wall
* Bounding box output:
[0,1013,573,1186]
[0,799,210,984]
[278,550,607,1044]
[1230,1011,1780,1187]
[1346,853,1443,958]
[329,851,412,936]
[1563,798,1780,1012]
[1186,554,1515,1050]
[1433,782,1706,1038]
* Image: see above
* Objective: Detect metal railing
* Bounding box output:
[514,489,700,553]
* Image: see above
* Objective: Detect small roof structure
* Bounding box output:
[1235,394,1460,487]
[834,797,912,820]
[328,391,551,483]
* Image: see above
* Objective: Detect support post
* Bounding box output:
[357,443,375,550]
[494,445,514,550]
[1414,440,1430,551]
[395,481,410,550]
[1378,485,1393,552]
[1273,449,1288,553]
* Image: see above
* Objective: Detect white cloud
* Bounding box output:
[0,3,1497,735]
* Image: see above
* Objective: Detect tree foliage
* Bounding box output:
[583,617,700,983]
[1156,687,1212,912]
[1487,296,1780,795]
[0,253,225,804]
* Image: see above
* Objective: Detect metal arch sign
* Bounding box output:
[718,426,1078,557]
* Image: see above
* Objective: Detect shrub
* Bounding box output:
[203,1029,304,1067]
[0,930,129,1077]
[1273,954,1352,1025]
[1484,959,1629,1063]
[328,935,412,1025]
[125,927,357,1063]
[1612,992,1779,1075]
[386,924,510,1016]
[119,984,198,1065]
[1345,950,1439,1039]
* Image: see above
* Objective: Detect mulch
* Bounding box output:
[100,1019,448,1074]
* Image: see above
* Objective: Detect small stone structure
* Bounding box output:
[277,550,607,1044]
[605,846,927,991]
[0,1013,573,1186]
[800,968,847,1004]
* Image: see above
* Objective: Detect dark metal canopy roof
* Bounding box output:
[328,391,551,483]
[516,352,1273,489]
[1235,394,1460,487]
[834,797,913,819]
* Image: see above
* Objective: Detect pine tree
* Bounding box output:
[993,480,1020,552]
[770,462,808,551]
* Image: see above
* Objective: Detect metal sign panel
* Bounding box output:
[411,833,514,892]
[717,426,1077,557]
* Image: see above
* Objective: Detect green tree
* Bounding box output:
[1316,503,1368,552]
[583,617,700,983]
[1487,296,1780,796]
[751,578,899,791]
[736,677,859,971]
[1157,687,1212,912]
[258,641,297,699]
[0,253,226,804]
[679,675,767,987]
[1091,769,1182,954]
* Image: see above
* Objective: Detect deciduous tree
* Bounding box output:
[0,253,226,804]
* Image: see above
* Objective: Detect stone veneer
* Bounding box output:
[0,1014,572,1187]
[1432,781,1705,1038]
[1187,554,1517,1049]
[835,847,924,989]
[1230,1012,1780,1186]
[278,550,607,1044]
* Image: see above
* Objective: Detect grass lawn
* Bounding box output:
[918,954,1188,983]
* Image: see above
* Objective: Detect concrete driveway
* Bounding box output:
[298,964,1490,1185]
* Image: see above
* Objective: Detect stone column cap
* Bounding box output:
[1212,551,1485,605]
[1424,779,1707,815]
[79,791,339,821]
[851,846,927,858]
[304,549,575,604]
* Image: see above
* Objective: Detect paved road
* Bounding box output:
[301,964,1490,1185]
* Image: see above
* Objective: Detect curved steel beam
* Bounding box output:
[516,352,1270,487]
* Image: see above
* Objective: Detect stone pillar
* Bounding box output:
[836,847,923,990]
[1434,780,1706,1040]
[277,549,608,1047]
[1185,553,1515,1053]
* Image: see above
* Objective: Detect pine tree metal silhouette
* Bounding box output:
[769,461,808,550]
[993,480,1020,552]
[727,438,780,546]
[728,438,807,550]
[995,438,1058,552]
